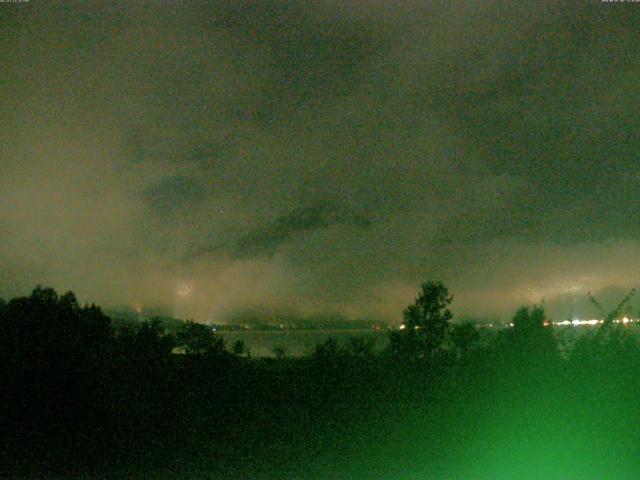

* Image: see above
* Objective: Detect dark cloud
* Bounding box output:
[145,175,207,213]
[187,202,371,273]
[1,1,639,321]
[231,203,371,259]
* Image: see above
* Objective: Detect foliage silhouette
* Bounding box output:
[232,339,246,356]
[272,344,288,359]
[114,317,175,365]
[572,289,640,366]
[388,280,453,361]
[450,321,480,358]
[494,305,558,365]
[4,284,640,479]
[588,288,636,326]
[177,320,226,356]
[345,335,376,359]
[312,337,343,364]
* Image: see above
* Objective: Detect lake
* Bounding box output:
[217,329,390,358]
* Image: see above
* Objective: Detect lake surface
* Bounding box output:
[217,329,390,358]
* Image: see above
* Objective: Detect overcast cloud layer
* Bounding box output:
[1,1,640,322]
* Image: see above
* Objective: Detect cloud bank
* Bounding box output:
[1,1,639,322]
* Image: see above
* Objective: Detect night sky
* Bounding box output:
[2,1,640,322]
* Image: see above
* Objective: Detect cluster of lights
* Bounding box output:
[398,324,422,330]
[394,318,640,330]
[553,317,635,326]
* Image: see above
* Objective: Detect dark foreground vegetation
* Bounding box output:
[2,283,640,479]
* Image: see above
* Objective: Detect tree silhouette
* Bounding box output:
[123,319,175,362]
[313,337,341,359]
[272,345,288,359]
[512,306,546,335]
[450,322,480,358]
[0,286,111,364]
[232,339,246,356]
[500,305,558,363]
[389,281,453,361]
[345,336,376,359]
[0,286,114,457]
[177,320,226,356]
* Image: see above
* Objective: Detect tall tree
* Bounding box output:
[506,306,558,363]
[389,281,453,361]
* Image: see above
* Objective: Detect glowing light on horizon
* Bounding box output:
[553,317,637,327]
[174,282,194,319]
[176,282,193,298]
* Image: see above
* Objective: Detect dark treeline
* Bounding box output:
[2,283,640,479]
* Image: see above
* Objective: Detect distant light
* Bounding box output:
[399,324,406,330]
[566,319,602,326]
